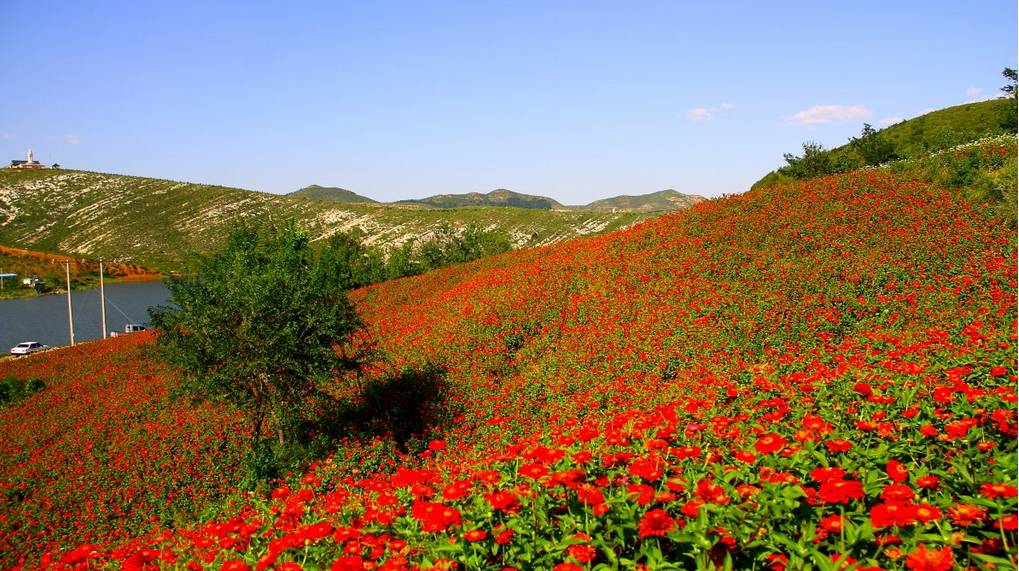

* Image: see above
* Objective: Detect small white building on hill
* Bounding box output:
[9,149,48,169]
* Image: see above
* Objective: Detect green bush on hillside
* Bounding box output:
[150,222,367,482]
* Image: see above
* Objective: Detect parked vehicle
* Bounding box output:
[10,341,48,355]
[110,324,147,337]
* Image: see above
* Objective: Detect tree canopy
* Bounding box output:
[150,222,365,454]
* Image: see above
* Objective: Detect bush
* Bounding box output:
[150,221,366,465]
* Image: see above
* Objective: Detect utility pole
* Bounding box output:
[65,262,75,346]
[99,260,107,339]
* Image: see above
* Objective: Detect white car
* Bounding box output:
[10,341,48,355]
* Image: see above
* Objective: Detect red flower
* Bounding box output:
[886,460,908,483]
[627,483,656,505]
[576,483,605,506]
[411,500,462,532]
[810,467,847,482]
[824,439,853,453]
[870,502,917,528]
[552,564,583,571]
[817,479,864,504]
[853,382,874,396]
[754,433,788,455]
[566,544,597,563]
[638,509,676,538]
[519,463,549,479]
[486,490,520,512]
[819,514,843,533]
[979,483,1017,499]
[914,503,942,524]
[331,558,363,571]
[997,514,1018,531]
[464,529,487,542]
[222,561,251,571]
[948,504,986,526]
[628,455,665,481]
[905,544,954,571]
[880,483,914,503]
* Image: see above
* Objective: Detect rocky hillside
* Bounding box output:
[0,170,647,271]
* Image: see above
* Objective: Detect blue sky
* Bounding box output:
[1,1,1015,202]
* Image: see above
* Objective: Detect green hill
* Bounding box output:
[288,185,377,204]
[753,98,1017,189]
[582,189,704,212]
[394,188,565,210]
[0,170,646,271]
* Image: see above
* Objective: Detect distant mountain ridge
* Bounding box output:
[290,185,377,204]
[292,186,704,213]
[582,189,704,212]
[0,170,647,271]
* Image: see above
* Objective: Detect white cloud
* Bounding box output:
[790,104,871,125]
[687,107,713,121]
[686,103,735,122]
[877,116,903,127]
[1,133,14,140]
[65,134,80,145]
[965,86,983,100]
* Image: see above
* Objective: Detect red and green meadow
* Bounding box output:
[1,139,1016,570]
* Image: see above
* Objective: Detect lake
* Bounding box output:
[0,281,171,351]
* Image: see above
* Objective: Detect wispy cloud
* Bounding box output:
[790,104,871,125]
[686,102,735,122]
[65,134,80,145]
[877,116,903,127]
[1,133,14,140]
[965,87,984,102]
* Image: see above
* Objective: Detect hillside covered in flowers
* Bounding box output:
[0,138,1016,570]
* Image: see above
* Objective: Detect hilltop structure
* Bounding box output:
[9,149,47,169]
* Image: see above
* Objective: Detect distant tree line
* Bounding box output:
[320,223,513,290]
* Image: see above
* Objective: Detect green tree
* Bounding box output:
[849,123,898,165]
[782,141,836,179]
[1001,67,1017,98]
[149,222,364,454]
[319,228,385,290]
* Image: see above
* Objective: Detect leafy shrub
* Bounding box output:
[0,375,45,405]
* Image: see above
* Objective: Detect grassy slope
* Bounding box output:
[289,185,378,204]
[0,170,644,271]
[752,98,1017,189]
[0,137,1015,569]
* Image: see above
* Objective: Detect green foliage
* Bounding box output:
[753,98,1017,190]
[417,223,513,272]
[0,376,45,406]
[320,223,514,287]
[782,141,860,179]
[892,137,1019,225]
[849,123,898,165]
[318,229,386,290]
[1001,67,1017,99]
[149,221,365,461]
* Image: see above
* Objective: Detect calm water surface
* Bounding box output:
[0,281,171,351]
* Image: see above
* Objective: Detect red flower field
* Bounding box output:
[0,139,1016,569]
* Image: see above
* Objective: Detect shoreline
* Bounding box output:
[0,274,165,301]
